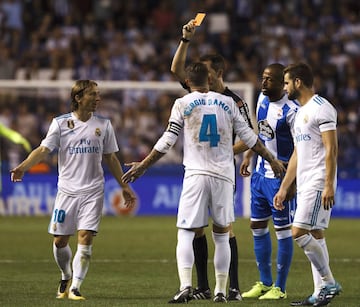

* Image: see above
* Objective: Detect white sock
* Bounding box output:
[312,238,331,297]
[70,244,92,291]
[295,234,334,286]
[176,229,195,290]
[53,243,72,280]
[212,231,230,295]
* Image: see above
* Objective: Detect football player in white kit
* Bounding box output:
[122,62,286,303]
[10,80,136,301]
[274,63,342,307]
[171,19,253,301]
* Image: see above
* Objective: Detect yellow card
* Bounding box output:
[194,13,206,26]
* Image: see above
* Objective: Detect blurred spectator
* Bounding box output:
[0,0,23,54]
[151,0,176,37]
[0,43,16,79]
[74,52,101,80]
[131,32,156,64]
[13,102,40,147]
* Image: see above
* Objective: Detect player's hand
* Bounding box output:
[270,159,286,178]
[182,19,196,40]
[121,186,137,208]
[273,188,287,211]
[121,162,146,183]
[321,185,335,210]
[10,167,25,182]
[239,157,251,177]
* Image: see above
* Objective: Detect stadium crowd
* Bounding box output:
[0,0,359,178]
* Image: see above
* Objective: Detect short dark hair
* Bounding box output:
[185,62,209,87]
[70,80,97,111]
[266,63,285,83]
[199,53,225,73]
[284,63,313,88]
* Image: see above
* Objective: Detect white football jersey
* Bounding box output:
[157,90,257,184]
[41,112,119,195]
[255,92,299,178]
[294,95,337,192]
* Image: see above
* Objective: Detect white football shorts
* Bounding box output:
[176,174,235,229]
[293,189,331,230]
[48,189,104,235]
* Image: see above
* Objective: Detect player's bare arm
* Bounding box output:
[103,152,137,208]
[251,139,286,178]
[233,140,248,155]
[321,129,338,210]
[10,146,50,182]
[239,149,254,177]
[122,149,165,184]
[170,19,196,82]
[273,149,298,210]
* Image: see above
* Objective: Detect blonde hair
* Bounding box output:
[70,80,98,111]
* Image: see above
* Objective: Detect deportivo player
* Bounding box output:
[239,63,298,300]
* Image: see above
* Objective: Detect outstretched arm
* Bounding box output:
[10,146,50,182]
[121,149,165,184]
[251,139,286,178]
[170,19,196,82]
[233,140,249,155]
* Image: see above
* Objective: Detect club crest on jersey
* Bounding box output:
[67,120,75,129]
[258,119,274,141]
[303,114,309,124]
[95,128,101,136]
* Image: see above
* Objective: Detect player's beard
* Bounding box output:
[287,88,300,100]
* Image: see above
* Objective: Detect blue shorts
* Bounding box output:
[250,172,296,229]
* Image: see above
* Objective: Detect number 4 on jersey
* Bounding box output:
[199,114,220,147]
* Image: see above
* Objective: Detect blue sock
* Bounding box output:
[253,229,272,286]
[275,236,293,292]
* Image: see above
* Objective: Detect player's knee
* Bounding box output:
[250,220,268,229]
[193,227,205,238]
[53,235,70,248]
[292,226,309,239]
[310,229,324,239]
[212,223,230,234]
[78,230,94,245]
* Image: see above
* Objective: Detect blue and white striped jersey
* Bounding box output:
[255,92,299,178]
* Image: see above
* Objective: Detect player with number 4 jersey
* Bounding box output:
[122,62,285,303]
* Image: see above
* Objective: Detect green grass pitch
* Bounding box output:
[0,216,358,306]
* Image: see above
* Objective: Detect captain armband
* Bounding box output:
[239,103,253,129]
[154,122,182,153]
